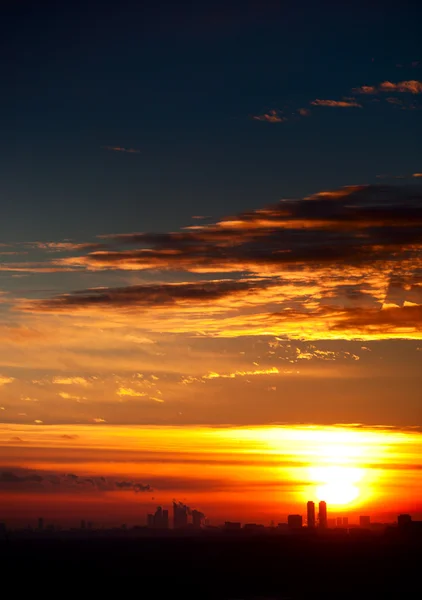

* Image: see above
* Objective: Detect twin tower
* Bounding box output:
[307,501,327,528]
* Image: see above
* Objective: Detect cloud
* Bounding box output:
[380,80,422,94]
[60,434,79,440]
[311,99,362,108]
[298,108,311,116]
[253,109,286,123]
[413,173,422,178]
[14,185,422,340]
[203,367,279,379]
[92,418,107,423]
[59,392,87,401]
[354,80,422,94]
[114,481,152,492]
[0,376,14,386]
[29,241,104,252]
[0,468,151,494]
[117,387,148,398]
[24,279,278,312]
[52,376,91,386]
[102,145,141,154]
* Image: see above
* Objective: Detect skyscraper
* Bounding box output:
[173,501,188,529]
[307,501,316,528]
[192,509,205,529]
[153,506,163,528]
[318,501,327,529]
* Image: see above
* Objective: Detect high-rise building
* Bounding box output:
[359,516,371,528]
[318,501,327,529]
[173,501,188,529]
[38,517,44,531]
[336,517,343,527]
[147,514,154,528]
[162,509,169,529]
[398,514,412,528]
[288,514,303,529]
[192,509,205,529]
[342,517,348,527]
[307,501,316,528]
[153,506,163,528]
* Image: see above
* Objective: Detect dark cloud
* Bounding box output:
[0,468,151,494]
[15,185,422,339]
[0,471,43,483]
[102,145,141,154]
[24,279,278,312]
[115,481,152,492]
[53,185,422,273]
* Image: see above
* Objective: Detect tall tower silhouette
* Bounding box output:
[318,501,327,529]
[307,501,316,528]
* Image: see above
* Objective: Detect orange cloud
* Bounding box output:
[203,367,279,379]
[10,185,422,341]
[311,99,362,108]
[354,80,422,94]
[52,376,91,386]
[116,387,148,398]
[253,109,286,123]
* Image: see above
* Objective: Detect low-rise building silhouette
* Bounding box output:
[359,516,371,528]
[288,514,303,529]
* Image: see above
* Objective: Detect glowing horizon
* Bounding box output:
[1,423,421,526]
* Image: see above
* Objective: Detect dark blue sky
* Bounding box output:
[2,0,422,241]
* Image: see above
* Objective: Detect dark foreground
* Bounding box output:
[1,532,420,598]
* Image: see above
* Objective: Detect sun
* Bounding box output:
[309,466,364,507]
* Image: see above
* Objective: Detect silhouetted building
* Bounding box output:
[147,506,169,529]
[154,506,163,528]
[398,514,412,528]
[244,523,265,531]
[288,514,303,529]
[224,522,241,531]
[81,520,86,530]
[307,501,316,528]
[173,501,188,529]
[359,516,371,528]
[192,509,205,529]
[336,517,343,527]
[162,509,169,529]
[38,518,44,531]
[342,517,348,527]
[318,501,327,529]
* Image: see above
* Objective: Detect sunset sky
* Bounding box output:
[1,0,421,526]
